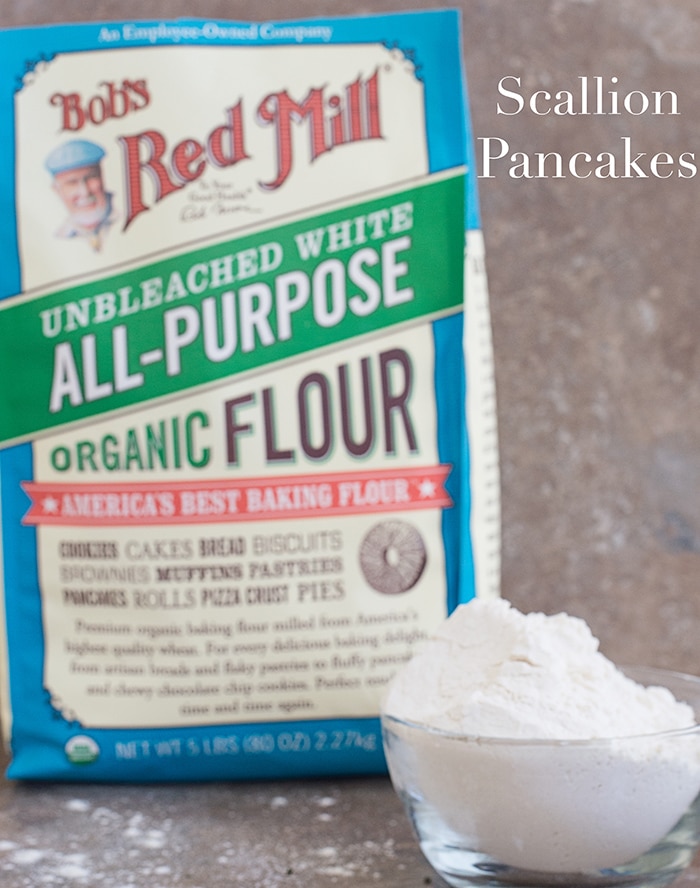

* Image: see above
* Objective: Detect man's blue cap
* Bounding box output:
[45,140,105,176]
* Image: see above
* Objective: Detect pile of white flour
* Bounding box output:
[383,598,696,739]
[382,599,700,872]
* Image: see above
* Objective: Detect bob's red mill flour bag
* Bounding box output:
[0,11,499,780]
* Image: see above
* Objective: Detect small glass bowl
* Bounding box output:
[382,666,700,888]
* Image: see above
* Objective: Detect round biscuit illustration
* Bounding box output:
[359,520,427,594]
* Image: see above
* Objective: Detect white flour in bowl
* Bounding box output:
[382,599,700,872]
[383,598,696,739]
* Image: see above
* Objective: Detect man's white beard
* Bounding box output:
[72,200,109,231]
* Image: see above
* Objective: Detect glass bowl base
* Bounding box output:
[410,794,700,888]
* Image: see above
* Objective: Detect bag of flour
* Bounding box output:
[0,11,499,780]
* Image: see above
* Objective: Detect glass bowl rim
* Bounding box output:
[380,664,700,748]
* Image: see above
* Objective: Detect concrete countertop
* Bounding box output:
[0,747,697,887]
[0,753,445,887]
[2,1,700,886]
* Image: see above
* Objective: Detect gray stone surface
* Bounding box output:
[463,0,700,678]
[0,750,443,887]
[2,1,700,885]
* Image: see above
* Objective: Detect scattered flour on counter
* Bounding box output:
[5,847,93,883]
[64,799,91,813]
[11,848,45,866]
[123,813,168,850]
[317,865,357,878]
[55,854,91,879]
[0,789,406,888]
[314,848,357,879]
[0,803,182,887]
[91,806,123,826]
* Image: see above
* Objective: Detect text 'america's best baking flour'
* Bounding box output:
[0,12,500,780]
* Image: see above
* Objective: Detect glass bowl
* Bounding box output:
[381,666,700,888]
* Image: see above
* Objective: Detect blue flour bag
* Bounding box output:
[0,11,499,780]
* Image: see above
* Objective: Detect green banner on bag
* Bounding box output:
[0,172,464,446]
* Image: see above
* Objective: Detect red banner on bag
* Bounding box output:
[21,465,453,526]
